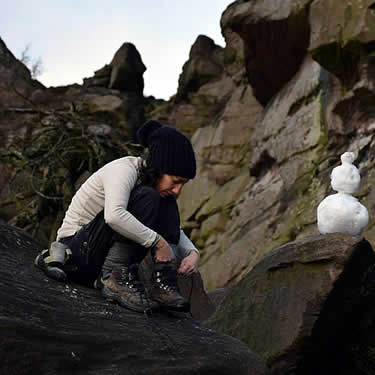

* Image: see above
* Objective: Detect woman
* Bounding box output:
[35,120,200,313]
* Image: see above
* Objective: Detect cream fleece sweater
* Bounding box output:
[56,156,198,257]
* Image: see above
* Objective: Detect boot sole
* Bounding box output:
[34,253,67,282]
[156,301,190,313]
[102,286,157,313]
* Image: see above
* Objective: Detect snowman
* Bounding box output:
[317,152,369,236]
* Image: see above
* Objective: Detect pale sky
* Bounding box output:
[1,1,233,100]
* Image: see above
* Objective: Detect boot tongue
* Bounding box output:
[154,261,175,272]
[154,262,178,289]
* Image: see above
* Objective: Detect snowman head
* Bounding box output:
[330,152,360,194]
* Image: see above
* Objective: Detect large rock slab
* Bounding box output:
[207,234,375,375]
[0,222,268,375]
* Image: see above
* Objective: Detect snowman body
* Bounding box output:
[317,152,369,236]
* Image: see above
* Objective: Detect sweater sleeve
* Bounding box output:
[101,159,157,248]
[176,229,199,259]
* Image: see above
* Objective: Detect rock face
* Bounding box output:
[309,0,375,85]
[164,0,375,291]
[176,35,225,102]
[0,37,44,107]
[221,0,312,106]
[207,234,375,375]
[0,221,269,375]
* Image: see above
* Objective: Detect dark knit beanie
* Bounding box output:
[137,120,196,179]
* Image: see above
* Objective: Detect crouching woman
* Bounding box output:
[35,120,200,313]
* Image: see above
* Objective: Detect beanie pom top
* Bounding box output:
[137,120,163,147]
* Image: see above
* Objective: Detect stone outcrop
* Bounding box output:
[207,234,375,375]
[176,35,225,102]
[0,37,44,107]
[84,42,146,95]
[150,35,236,137]
[0,221,269,375]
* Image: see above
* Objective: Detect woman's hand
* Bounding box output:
[154,236,174,262]
[178,250,200,276]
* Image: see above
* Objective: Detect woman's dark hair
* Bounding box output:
[137,160,162,188]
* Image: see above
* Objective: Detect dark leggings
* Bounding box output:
[60,184,180,285]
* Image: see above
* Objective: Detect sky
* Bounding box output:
[1,1,234,100]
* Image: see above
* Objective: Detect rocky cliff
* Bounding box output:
[170,0,375,290]
[1,0,375,292]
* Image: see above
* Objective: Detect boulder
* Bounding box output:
[0,221,269,375]
[82,43,146,95]
[109,42,146,94]
[207,234,375,375]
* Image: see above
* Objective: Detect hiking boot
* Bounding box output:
[150,262,190,312]
[34,248,68,282]
[102,264,158,313]
[34,241,73,282]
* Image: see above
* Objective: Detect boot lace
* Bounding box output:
[117,265,145,294]
[155,270,178,293]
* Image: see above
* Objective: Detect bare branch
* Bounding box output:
[20,44,31,66]
[19,43,44,78]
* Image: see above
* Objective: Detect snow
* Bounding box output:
[317,152,369,236]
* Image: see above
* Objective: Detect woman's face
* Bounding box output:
[156,174,188,197]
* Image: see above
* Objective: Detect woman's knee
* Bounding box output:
[130,185,160,207]
[127,185,161,227]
